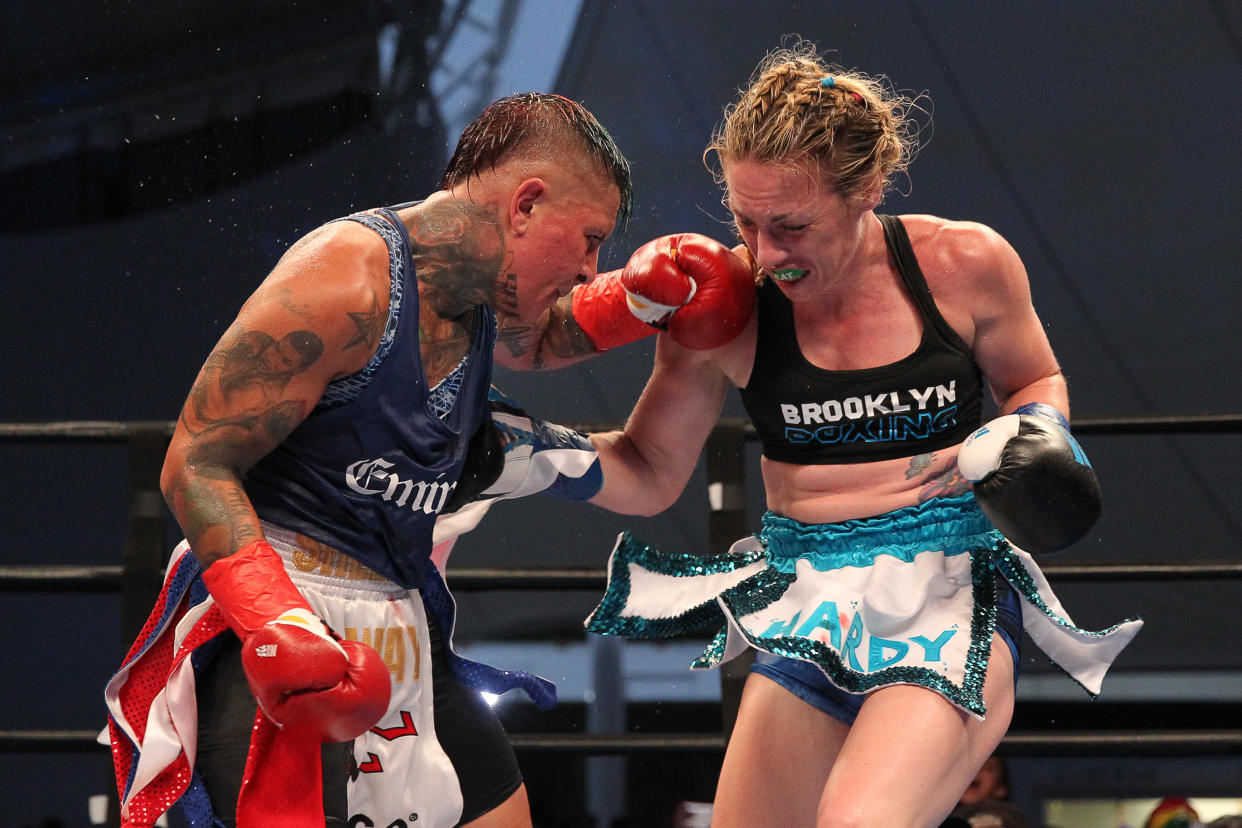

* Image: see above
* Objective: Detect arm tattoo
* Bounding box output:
[344,292,384,351]
[172,324,323,557]
[173,477,262,556]
[183,327,323,442]
[272,285,316,322]
[226,490,262,546]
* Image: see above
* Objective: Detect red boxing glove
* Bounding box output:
[201,540,390,741]
[240,609,391,743]
[572,233,755,351]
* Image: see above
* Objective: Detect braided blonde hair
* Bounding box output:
[705,39,922,204]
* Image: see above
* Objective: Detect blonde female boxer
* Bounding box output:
[578,40,1141,828]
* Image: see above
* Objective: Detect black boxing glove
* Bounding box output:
[443,413,505,514]
[958,403,1101,554]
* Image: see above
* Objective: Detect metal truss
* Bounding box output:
[425,0,523,142]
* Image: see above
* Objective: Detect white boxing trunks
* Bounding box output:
[106,526,536,828]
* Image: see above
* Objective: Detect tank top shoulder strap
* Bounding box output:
[317,207,415,408]
[368,205,497,380]
[877,213,973,355]
[344,206,403,239]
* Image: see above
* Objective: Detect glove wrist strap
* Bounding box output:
[200,539,314,638]
[571,272,657,351]
[1013,402,1070,432]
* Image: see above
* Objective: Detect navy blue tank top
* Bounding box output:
[739,214,983,464]
[245,206,497,588]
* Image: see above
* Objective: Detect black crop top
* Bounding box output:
[738,214,984,465]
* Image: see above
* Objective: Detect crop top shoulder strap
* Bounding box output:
[877,213,974,357]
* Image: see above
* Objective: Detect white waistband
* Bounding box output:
[263,522,408,597]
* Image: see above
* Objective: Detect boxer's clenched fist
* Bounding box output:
[959,403,1101,554]
[202,540,390,741]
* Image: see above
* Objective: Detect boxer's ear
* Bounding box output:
[510,178,547,234]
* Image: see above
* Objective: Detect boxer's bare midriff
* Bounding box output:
[759,447,969,526]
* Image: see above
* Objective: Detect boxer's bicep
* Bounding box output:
[962,228,1063,409]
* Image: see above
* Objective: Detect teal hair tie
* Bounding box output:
[820,76,835,87]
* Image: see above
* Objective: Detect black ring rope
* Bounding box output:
[4,729,1242,757]
[4,412,1242,442]
[2,413,1238,760]
[7,559,1242,594]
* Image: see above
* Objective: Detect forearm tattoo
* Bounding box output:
[174,476,262,559]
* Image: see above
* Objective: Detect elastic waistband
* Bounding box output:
[263,522,406,596]
[760,493,1001,572]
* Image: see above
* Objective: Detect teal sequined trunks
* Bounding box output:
[586,493,1142,717]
